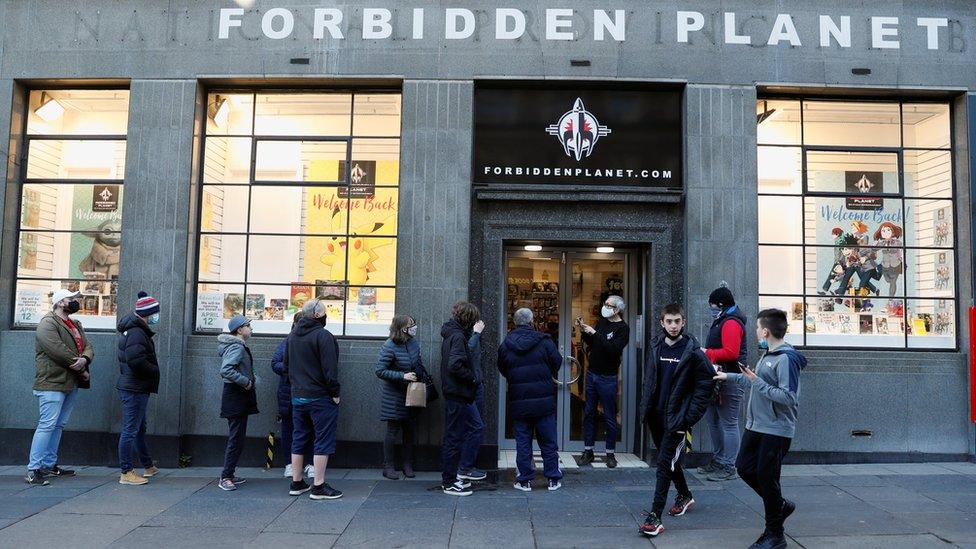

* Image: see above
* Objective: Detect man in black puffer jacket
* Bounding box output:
[498,308,563,492]
[639,304,716,538]
[116,291,162,486]
[439,301,481,496]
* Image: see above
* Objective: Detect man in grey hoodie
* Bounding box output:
[713,309,806,549]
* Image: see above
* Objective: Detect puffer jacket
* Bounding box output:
[34,312,93,392]
[640,333,715,433]
[497,327,562,420]
[116,313,160,394]
[375,337,431,421]
[218,334,258,418]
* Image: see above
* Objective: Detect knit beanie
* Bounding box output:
[135,291,160,317]
[708,285,735,308]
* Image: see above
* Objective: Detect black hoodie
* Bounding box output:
[440,320,479,403]
[285,316,340,400]
[116,312,160,394]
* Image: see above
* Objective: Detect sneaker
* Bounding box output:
[289,479,311,496]
[443,481,473,496]
[142,466,159,478]
[669,493,695,516]
[49,465,75,477]
[309,483,343,500]
[707,464,738,481]
[749,531,787,549]
[284,464,293,478]
[218,478,237,491]
[781,498,796,525]
[547,479,562,491]
[605,453,618,468]
[402,463,416,478]
[382,465,399,480]
[579,449,595,466]
[458,480,472,490]
[304,465,315,477]
[25,470,50,486]
[639,511,664,537]
[35,467,54,478]
[120,470,149,486]
[513,480,532,492]
[458,468,487,481]
[230,477,247,485]
[697,460,718,474]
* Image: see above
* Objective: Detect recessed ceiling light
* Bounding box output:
[524,245,542,252]
[596,246,615,253]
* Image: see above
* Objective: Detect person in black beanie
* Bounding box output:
[699,284,748,481]
[116,291,161,486]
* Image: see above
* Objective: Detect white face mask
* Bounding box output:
[601,306,616,319]
[406,325,418,337]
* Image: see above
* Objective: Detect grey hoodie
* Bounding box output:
[726,341,806,439]
[218,333,254,388]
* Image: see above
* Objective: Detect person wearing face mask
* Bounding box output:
[713,309,806,549]
[699,284,748,482]
[577,294,629,468]
[375,315,433,480]
[638,304,715,538]
[217,314,258,491]
[271,312,314,479]
[115,291,162,486]
[26,289,93,486]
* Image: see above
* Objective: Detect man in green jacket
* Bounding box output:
[26,289,93,486]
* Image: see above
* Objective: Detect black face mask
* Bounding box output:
[65,301,80,314]
[317,315,328,326]
[664,326,684,340]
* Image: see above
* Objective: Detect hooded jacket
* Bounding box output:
[640,332,714,433]
[727,342,806,439]
[116,313,159,394]
[497,327,562,420]
[285,316,341,400]
[217,333,258,418]
[440,320,479,403]
[35,312,93,392]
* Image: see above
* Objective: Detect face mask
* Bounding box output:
[665,326,684,339]
[65,301,80,314]
[758,338,769,351]
[147,313,160,325]
[601,306,615,319]
[318,315,328,326]
[406,326,418,337]
[709,307,722,319]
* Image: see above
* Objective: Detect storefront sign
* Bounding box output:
[473,85,681,187]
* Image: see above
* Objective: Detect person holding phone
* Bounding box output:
[577,295,629,468]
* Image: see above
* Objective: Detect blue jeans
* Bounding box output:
[583,372,618,451]
[705,382,744,467]
[118,390,153,473]
[458,385,485,473]
[441,399,474,486]
[514,413,562,482]
[28,389,80,471]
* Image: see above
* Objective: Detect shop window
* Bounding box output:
[196,91,401,336]
[757,99,956,349]
[14,89,129,329]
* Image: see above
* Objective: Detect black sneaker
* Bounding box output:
[514,480,532,492]
[443,481,473,496]
[25,470,50,486]
[547,479,561,491]
[669,493,695,516]
[49,465,75,477]
[289,479,311,496]
[749,531,787,549]
[310,483,343,500]
[639,511,664,537]
[782,499,796,523]
[579,449,595,466]
[605,453,618,468]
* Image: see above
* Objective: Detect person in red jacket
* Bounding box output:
[698,285,747,481]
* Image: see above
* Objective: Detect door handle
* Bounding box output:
[553,356,581,386]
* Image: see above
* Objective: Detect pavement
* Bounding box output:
[1,462,975,548]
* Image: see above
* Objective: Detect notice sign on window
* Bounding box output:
[338,160,377,199]
[16,289,43,325]
[92,185,119,212]
[473,83,682,187]
[196,292,223,331]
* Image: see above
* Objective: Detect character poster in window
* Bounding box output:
[70,185,123,280]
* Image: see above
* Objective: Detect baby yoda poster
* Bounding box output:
[70,185,122,280]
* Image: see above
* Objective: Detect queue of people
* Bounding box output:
[24,285,804,547]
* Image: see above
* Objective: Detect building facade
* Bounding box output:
[0,0,974,468]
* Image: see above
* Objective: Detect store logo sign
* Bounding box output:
[545,98,611,161]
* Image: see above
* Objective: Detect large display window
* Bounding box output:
[14,89,130,329]
[757,99,956,349]
[196,91,401,336]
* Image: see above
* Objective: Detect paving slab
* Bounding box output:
[47,477,211,516]
[785,504,923,538]
[882,463,960,475]
[792,533,953,548]
[533,525,653,548]
[819,474,889,487]
[335,508,454,548]
[0,512,147,548]
[108,526,261,548]
[263,498,365,535]
[637,527,792,548]
[456,495,530,521]
[249,532,339,548]
[145,493,295,529]
[891,511,976,544]
[780,465,835,477]
[0,496,68,519]
[450,519,535,549]
[824,464,899,476]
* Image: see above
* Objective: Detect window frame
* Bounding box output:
[193,88,402,338]
[757,96,959,351]
[13,87,130,331]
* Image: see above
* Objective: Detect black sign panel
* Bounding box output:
[473,84,682,187]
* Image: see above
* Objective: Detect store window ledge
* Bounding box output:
[798,349,966,374]
[474,184,683,204]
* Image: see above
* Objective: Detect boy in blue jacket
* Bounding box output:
[713,309,806,549]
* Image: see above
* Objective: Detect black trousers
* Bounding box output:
[648,415,691,516]
[221,416,248,480]
[736,429,792,536]
[383,419,415,466]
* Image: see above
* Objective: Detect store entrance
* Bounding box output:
[499,245,640,453]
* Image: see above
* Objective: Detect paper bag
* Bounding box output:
[405,381,427,408]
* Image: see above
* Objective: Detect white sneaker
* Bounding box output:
[304,465,315,477]
[284,464,293,478]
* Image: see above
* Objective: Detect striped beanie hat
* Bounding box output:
[135,291,160,317]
